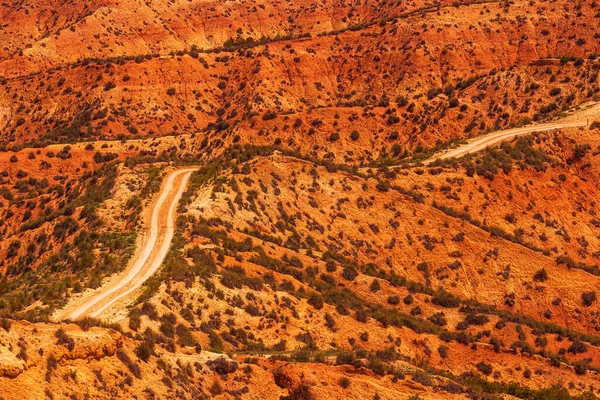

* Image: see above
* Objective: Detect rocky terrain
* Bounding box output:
[2,0,600,399]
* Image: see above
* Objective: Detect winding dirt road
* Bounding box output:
[425,102,600,163]
[54,167,196,321]
[427,121,587,163]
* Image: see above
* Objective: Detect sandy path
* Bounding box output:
[53,167,196,321]
[428,121,587,163]
[425,102,600,163]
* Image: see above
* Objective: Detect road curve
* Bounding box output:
[54,167,196,321]
[426,121,587,164]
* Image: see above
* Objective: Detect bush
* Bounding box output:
[129,311,141,331]
[582,291,597,306]
[428,312,447,326]
[176,324,195,347]
[210,381,223,396]
[476,361,493,375]
[93,151,118,163]
[438,345,448,358]
[207,357,239,374]
[568,340,587,354]
[166,88,176,96]
[574,361,588,375]
[375,181,390,192]
[370,280,380,292]
[308,294,324,310]
[339,377,351,389]
[464,314,489,326]
[0,318,11,332]
[288,383,313,399]
[341,267,358,281]
[533,268,548,282]
[431,290,459,308]
[135,342,154,362]
[262,110,277,120]
[116,350,142,379]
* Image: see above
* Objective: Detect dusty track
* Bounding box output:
[427,121,587,163]
[425,102,600,163]
[53,167,196,321]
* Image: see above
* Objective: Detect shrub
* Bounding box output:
[339,377,351,389]
[103,81,116,91]
[210,381,223,396]
[262,110,277,120]
[0,318,11,332]
[355,310,368,323]
[288,383,313,399]
[533,269,548,282]
[431,290,459,308]
[428,312,447,326]
[176,324,195,347]
[574,361,588,375]
[370,280,380,292]
[476,361,493,375]
[375,181,390,192]
[568,340,587,354]
[93,152,118,163]
[341,267,358,281]
[273,340,287,352]
[135,342,154,362]
[582,291,597,306]
[464,314,489,326]
[438,345,448,358]
[207,357,239,374]
[116,350,142,379]
[129,311,141,331]
[308,294,324,310]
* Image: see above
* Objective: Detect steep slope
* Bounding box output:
[2,0,600,163]
[2,0,600,398]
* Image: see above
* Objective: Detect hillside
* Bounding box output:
[2,0,600,399]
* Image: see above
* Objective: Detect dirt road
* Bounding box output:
[427,121,587,163]
[54,167,196,321]
[425,102,600,163]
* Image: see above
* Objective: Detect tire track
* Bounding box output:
[54,167,196,321]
